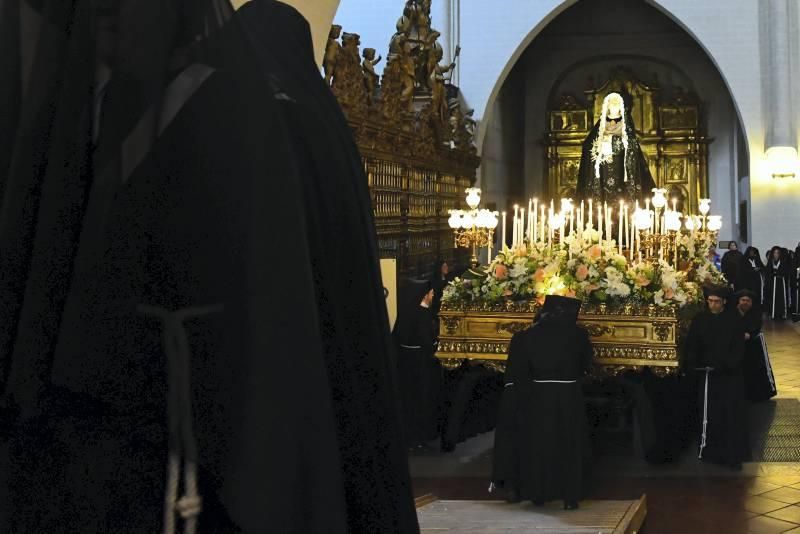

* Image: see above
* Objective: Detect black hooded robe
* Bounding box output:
[721,249,747,291]
[575,118,655,204]
[743,248,765,306]
[685,309,749,466]
[740,308,777,402]
[492,317,592,503]
[1,2,418,532]
[766,258,791,320]
[393,284,441,447]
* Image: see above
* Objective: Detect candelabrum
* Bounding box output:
[501,188,723,268]
[449,188,499,267]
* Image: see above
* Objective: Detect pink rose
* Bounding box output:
[503,288,514,296]
[664,287,675,299]
[534,268,545,282]
[576,264,589,282]
[588,245,602,259]
[565,289,577,298]
[494,264,508,280]
[635,275,651,287]
[586,283,599,292]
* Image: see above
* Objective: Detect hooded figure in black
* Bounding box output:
[0,1,417,532]
[575,92,655,204]
[428,259,451,319]
[393,281,441,447]
[735,290,777,402]
[491,295,592,509]
[721,241,747,291]
[793,242,800,320]
[766,246,791,320]
[685,286,748,469]
[743,246,766,306]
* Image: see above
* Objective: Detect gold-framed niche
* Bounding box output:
[545,68,711,213]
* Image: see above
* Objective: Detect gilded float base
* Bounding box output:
[436,304,686,377]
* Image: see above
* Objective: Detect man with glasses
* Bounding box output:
[685,286,749,470]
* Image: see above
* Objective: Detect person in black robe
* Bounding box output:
[743,246,766,307]
[492,295,592,509]
[429,259,451,319]
[736,290,777,401]
[721,241,746,291]
[766,246,791,320]
[793,242,800,321]
[393,282,441,448]
[685,286,749,469]
[0,1,418,532]
[575,92,655,204]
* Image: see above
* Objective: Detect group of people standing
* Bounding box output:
[721,241,800,321]
[488,284,778,514]
[686,286,777,470]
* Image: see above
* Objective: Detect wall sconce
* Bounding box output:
[766,146,799,179]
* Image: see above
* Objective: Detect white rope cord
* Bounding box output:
[696,367,713,459]
[164,453,181,534]
[782,278,789,319]
[758,333,777,393]
[138,303,223,534]
[772,275,778,319]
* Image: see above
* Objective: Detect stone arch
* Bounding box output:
[474,0,753,166]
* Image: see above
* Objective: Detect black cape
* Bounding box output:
[766,258,791,320]
[721,250,747,291]
[393,283,441,446]
[742,247,765,306]
[685,310,749,466]
[740,308,777,401]
[1,1,417,532]
[492,318,592,502]
[575,117,655,203]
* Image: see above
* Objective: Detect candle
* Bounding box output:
[513,205,519,248]
[672,197,677,213]
[625,204,630,259]
[533,199,538,243]
[597,204,602,243]
[588,199,593,227]
[540,204,546,244]
[502,211,507,250]
[528,199,533,241]
[570,208,575,237]
[618,201,623,254]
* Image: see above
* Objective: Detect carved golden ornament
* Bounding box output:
[651,321,673,342]
[496,321,530,335]
[582,323,615,337]
[442,316,461,335]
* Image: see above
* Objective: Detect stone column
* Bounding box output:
[764,0,796,150]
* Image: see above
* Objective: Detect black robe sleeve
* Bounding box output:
[575,122,600,201]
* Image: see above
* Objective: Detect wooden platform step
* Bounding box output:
[416,495,647,533]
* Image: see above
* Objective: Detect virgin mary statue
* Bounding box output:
[575,92,655,203]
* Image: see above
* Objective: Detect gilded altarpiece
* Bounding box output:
[546,69,711,214]
[326,3,480,277]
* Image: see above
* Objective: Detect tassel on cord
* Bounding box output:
[138,303,224,534]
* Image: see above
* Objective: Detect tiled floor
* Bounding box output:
[412,319,800,533]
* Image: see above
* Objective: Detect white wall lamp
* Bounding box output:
[765,146,799,179]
